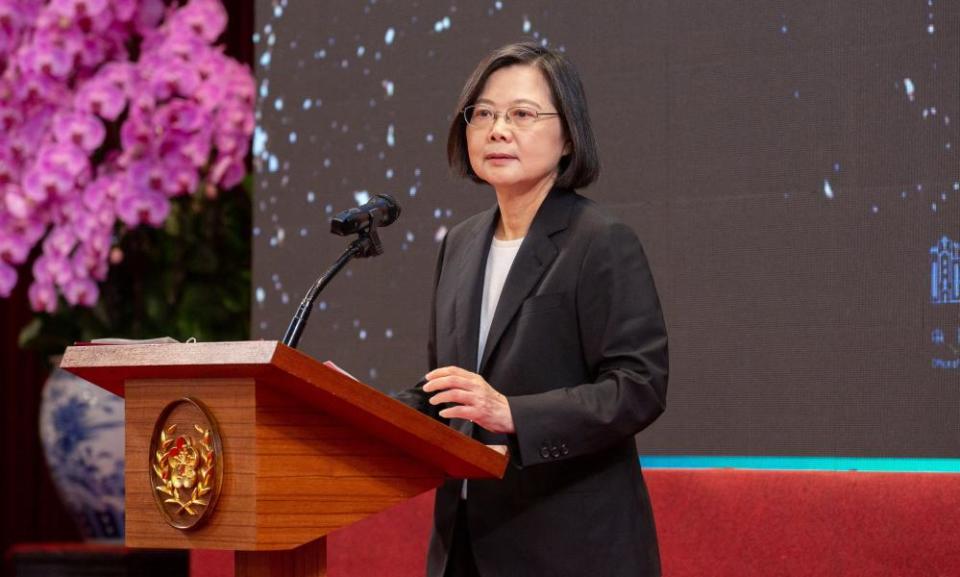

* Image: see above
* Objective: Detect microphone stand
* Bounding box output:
[281,222,384,349]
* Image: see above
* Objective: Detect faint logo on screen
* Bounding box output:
[930,236,960,304]
[930,236,959,370]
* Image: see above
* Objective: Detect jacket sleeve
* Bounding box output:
[389,233,448,422]
[507,221,668,467]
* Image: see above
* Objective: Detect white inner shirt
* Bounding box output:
[477,235,524,368]
[463,235,523,500]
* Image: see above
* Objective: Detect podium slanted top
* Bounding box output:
[61,340,507,480]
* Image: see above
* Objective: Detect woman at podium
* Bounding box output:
[395,41,669,577]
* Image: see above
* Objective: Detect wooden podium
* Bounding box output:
[61,341,507,576]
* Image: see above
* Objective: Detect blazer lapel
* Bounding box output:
[453,204,499,375]
[447,205,497,435]
[477,188,574,375]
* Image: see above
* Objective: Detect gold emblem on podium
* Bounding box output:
[148,397,223,530]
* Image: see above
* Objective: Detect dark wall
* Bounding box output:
[252,1,960,458]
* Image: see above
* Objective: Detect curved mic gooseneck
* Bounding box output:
[281,195,399,349]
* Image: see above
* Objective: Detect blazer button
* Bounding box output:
[540,446,551,459]
[550,446,561,458]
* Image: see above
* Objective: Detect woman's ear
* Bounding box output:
[563,140,572,156]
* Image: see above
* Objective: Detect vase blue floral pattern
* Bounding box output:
[39,366,125,542]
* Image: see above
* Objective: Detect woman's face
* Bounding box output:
[466,64,569,195]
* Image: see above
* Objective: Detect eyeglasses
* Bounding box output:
[462,105,561,129]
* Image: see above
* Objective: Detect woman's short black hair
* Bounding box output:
[446,41,600,190]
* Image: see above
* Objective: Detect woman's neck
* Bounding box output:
[493,176,556,241]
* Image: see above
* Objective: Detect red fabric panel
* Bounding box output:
[253,470,960,577]
[647,469,960,576]
[329,491,434,577]
[190,549,234,577]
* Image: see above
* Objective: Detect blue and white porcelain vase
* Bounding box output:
[38,361,126,542]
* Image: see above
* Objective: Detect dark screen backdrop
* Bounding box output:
[251,1,960,458]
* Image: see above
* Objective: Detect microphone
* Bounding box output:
[330,194,401,236]
[281,193,402,349]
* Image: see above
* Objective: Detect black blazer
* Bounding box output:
[396,187,668,577]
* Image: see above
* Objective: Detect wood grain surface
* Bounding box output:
[236,537,327,577]
[62,340,509,569]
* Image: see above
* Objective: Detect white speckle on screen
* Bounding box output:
[253,126,268,156]
[903,78,915,101]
